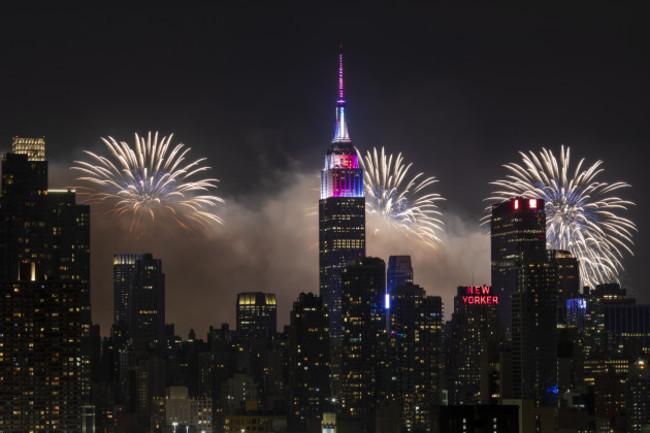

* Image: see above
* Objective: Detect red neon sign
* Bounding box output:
[462,285,498,305]
[514,199,519,210]
[529,198,537,208]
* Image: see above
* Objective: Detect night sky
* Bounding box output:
[1,3,648,337]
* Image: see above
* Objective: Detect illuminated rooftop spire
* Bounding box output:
[333,47,351,143]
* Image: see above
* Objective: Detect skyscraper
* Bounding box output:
[319,51,365,342]
[0,137,92,405]
[491,197,560,407]
[0,137,49,281]
[511,251,559,407]
[47,188,91,397]
[1,139,89,339]
[447,285,502,405]
[340,257,385,433]
[0,261,83,432]
[112,253,165,351]
[236,292,277,341]
[490,197,546,336]
[287,292,330,431]
[389,283,443,431]
[113,254,144,332]
[129,253,165,351]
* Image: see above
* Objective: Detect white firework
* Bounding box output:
[359,147,445,247]
[486,145,636,288]
[73,131,224,232]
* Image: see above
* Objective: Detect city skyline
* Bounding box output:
[1,3,648,336]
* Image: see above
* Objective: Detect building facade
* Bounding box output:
[389,283,443,432]
[511,254,558,407]
[340,257,385,433]
[447,285,501,406]
[0,137,90,428]
[0,262,83,432]
[287,292,330,431]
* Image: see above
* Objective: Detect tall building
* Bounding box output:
[446,285,502,405]
[129,253,165,351]
[511,251,558,407]
[1,139,90,340]
[491,197,559,407]
[490,197,546,336]
[114,254,144,328]
[287,292,330,431]
[47,189,91,398]
[340,257,385,433]
[0,137,92,405]
[387,255,413,294]
[572,284,639,387]
[0,137,49,280]
[112,253,165,351]
[627,358,650,433]
[236,292,277,341]
[319,51,365,342]
[389,283,443,431]
[0,261,83,432]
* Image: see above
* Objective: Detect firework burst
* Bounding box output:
[359,147,445,247]
[485,145,636,287]
[73,131,224,233]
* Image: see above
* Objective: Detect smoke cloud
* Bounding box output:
[55,166,490,338]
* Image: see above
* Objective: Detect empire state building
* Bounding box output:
[319,52,365,340]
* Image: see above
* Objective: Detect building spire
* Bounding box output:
[333,46,351,143]
[338,47,345,103]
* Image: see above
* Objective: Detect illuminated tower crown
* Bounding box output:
[320,50,363,199]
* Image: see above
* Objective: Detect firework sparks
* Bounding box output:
[485,145,636,288]
[359,147,445,247]
[72,131,224,233]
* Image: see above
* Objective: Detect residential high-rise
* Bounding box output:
[319,52,365,342]
[1,139,90,336]
[389,283,443,431]
[490,197,546,337]
[287,293,330,431]
[387,255,413,294]
[340,257,385,433]
[0,261,83,432]
[0,137,92,402]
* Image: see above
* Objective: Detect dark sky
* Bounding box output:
[1,3,648,337]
